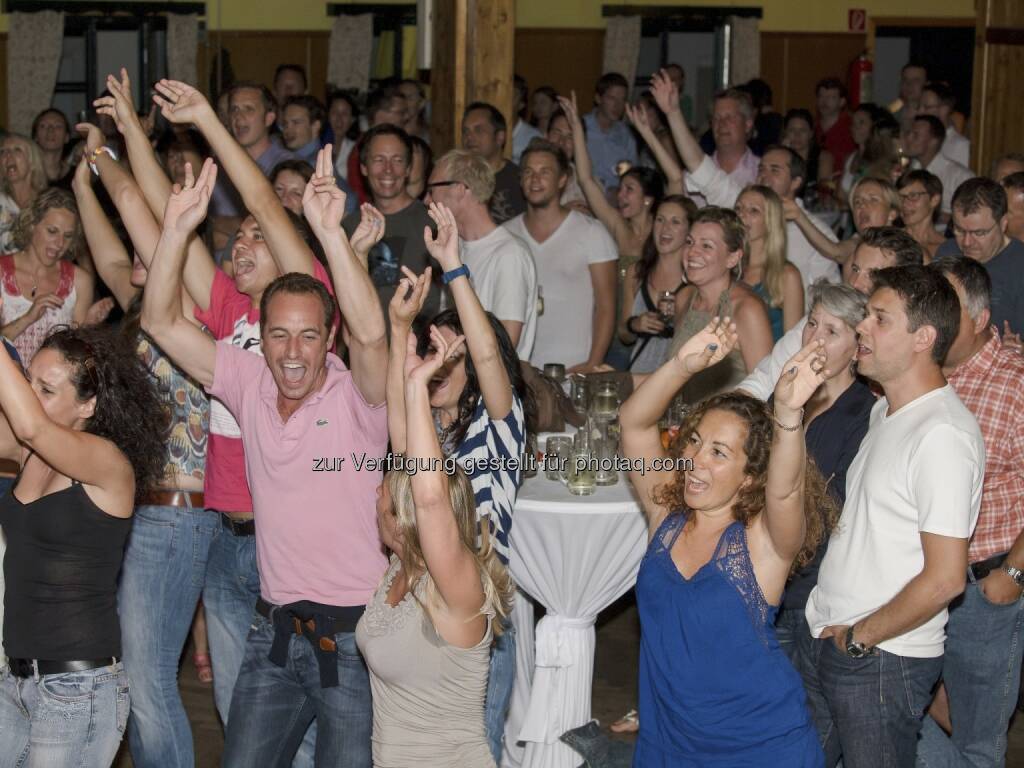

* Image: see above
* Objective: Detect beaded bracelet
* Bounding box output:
[773,407,804,432]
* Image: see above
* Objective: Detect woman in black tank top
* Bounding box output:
[0,324,166,767]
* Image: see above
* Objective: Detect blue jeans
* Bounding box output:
[917,579,1024,767]
[775,606,809,664]
[795,629,943,768]
[222,613,372,767]
[0,663,130,768]
[484,619,517,763]
[204,520,260,723]
[118,503,218,768]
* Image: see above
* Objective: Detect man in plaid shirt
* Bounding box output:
[917,256,1024,766]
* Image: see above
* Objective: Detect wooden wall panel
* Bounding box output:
[199,31,330,99]
[514,28,604,110]
[971,0,1024,173]
[760,32,866,114]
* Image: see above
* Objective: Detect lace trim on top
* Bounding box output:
[650,513,773,648]
[361,556,421,638]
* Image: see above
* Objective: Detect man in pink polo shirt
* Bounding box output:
[142,154,388,766]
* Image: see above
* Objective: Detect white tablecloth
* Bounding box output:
[502,471,647,768]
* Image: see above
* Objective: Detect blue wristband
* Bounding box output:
[442,264,470,285]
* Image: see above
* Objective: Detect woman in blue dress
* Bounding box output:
[619,317,833,767]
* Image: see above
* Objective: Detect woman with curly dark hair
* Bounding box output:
[386,202,534,764]
[619,316,832,766]
[0,323,167,767]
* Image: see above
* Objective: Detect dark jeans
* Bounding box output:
[794,629,943,768]
[775,605,809,664]
[222,613,372,768]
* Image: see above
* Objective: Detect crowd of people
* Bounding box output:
[0,51,1021,768]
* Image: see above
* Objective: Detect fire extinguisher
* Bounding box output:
[848,51,873,109]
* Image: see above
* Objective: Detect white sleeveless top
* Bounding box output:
[0,255,77,363]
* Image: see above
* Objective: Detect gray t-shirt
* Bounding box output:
[343,199,442,321]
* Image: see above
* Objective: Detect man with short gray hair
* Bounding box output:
[425,149,538,358]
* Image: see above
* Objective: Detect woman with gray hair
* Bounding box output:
[772,278,878,658]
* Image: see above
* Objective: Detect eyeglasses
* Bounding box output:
[425,180,463,191]
[952,223,998,239]
[899,190,930,203]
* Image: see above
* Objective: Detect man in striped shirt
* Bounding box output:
[917,256,1024,766]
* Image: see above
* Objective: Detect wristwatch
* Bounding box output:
[845,625,876,658]
[442,264,470,284]
[1002,563,1024,587]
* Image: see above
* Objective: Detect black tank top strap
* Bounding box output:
[639,280,656,312]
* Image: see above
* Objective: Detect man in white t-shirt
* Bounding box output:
[797,265,985,768]
[503,140,617,371]
[425,149,538,359]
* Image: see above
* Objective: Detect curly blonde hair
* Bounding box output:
[386,466,513,638]
[653,392,838,572]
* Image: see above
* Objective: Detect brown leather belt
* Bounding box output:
[139,490,205,508]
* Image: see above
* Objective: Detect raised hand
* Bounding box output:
[389,266,431,330]
[405,324,466,386]
[152,79,215,126]
[781,197,801,222]
[85,297,116,326]
[774,339,828,412]
[301,145,348,240]
[649,69,680,116]
[423,202,460,271]
[74,122,105,155]
[94,68,142,136]
[71,156,92,194]
[673,316,738,375]
[555,93,582,130]
[162,158,218,235]
[349,203,386,262]
[624,102,652,135]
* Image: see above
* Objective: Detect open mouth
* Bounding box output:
[857,343,872,359]
[686,476,709,493]
[281,362,306,384]
[233,257,255,278]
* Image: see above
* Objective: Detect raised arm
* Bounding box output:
[650,70,705,176]
[620,317,738,534]
[625,101,684,195]
[424,202,512,419]
[386,266,431,453]
[558,93,627,240]
[302,148,387,404]
[153,79,317,277]
[405,327,488,647]
[0,330,135,516]
[782,197,846,264]
[141,159,219,388]
[94,71,217,310]
[760,340,826,566]
[71,157,136,310]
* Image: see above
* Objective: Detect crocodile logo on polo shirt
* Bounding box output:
[316,419,329,426]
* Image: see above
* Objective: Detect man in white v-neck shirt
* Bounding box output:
[503,140,617,372]
[797,265,985,768]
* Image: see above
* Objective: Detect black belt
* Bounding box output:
[8,657,117,678]
[219,514,255,536]
[969,552,1007,581]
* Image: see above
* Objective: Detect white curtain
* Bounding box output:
[7,11,64,135]
[602,16,641,95]
[728,15,760,86]
[167,14,199,86]
[328,14,374,92]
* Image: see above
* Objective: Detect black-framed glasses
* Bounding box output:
[424,180,463,191]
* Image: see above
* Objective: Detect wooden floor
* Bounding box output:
[114,595,1024,767]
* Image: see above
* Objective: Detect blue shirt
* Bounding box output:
[211,141,296,218]
[2,337,21,369]
[936,237,1024,336]
[583,111,638,191]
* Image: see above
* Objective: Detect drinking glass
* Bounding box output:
[543,363,566,383]
[566,450,596,496]
[570,375,589,416]
[657,290,676,336]
[590,381,619,419]
[544,435,571,482]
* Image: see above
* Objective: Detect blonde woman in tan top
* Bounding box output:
[356,279,513,767]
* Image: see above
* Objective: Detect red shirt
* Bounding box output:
[347,140,369,206]
[947,331,1024,562]
[815,111,856,174]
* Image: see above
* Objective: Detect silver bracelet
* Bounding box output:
[773,407,804,432]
